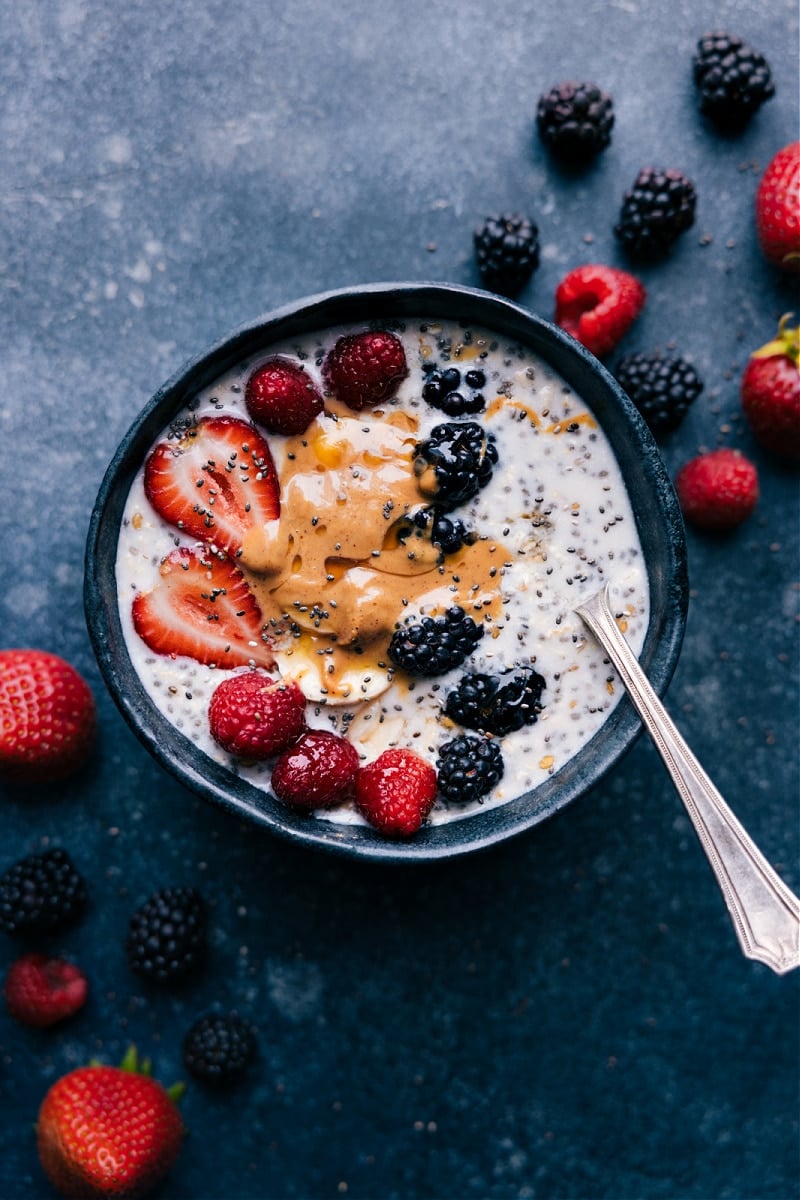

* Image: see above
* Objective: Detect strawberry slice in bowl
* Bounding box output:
[132,547,274,670]
[144,415,280,559]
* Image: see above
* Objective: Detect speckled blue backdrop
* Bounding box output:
[0,1,798,1197]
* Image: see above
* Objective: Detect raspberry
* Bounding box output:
[614,351,704,436]
[614,168,697,259]
[183,1013,257,1086]
[322,330,408,411]
[437,735,504,805]
[245,356,324,435]
[388,605,484,678]
[536,81,614,162]
[209,672,307,759]
[675,448,759,531]
[354,748,437,838]
[413,421,498,506]
[0,848,87,935]
[4,954,88,1028]
[126,886,207,983]
[445,667,545,736]
[474,213,540,295]
[554,264,646,358]
[693,32,774,129]
[271,730,359,811]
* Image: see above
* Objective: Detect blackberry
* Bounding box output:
[414,421,498,507]
[0,847,86,935]
[422,365,485,417]
[614,167,697,259]
[412,507,475,556]
[183,1012,257,1086]
[474,213,540,295]
[437,735,504,805]
[387,606,483,677]
[615,351,704,436]
[445,667,546,737]
[126,886,207,983]
[693,32,774,129]
[537,81,614,162]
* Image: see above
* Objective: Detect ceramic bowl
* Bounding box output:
[85,282,688,862]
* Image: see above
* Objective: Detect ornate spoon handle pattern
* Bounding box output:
[575,584,800,976]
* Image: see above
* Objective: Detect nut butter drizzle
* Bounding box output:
[236,402,509,700]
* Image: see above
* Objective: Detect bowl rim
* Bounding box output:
[85,281,688,862]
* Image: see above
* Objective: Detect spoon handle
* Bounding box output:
[575,584,800,976]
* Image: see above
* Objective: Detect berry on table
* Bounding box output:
[554,264,646,358]
[354,748,437,838]
[245,356,324,435]
[183,1012,257,1087]
[4,954,88,1027]
[614,351,704,436]
[413,420,498,506]
[0,650,96,784]
[322,330,408,411]
[388,605,484,678]
[208,672,307,759]
[0,847,86,935]
[536,81,614,163]
[126,886,207,983]
[755,143,800,273]
[437,734,504,805]
[675,448,759,531]
[271,729,360,811]
[445,666,545,736]
[693,32,774,130]
[474,213,540,296]
[740,317,800,460]
[614,167,697,258]
[37,1046,184,1200]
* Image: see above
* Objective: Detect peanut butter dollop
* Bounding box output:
[238,407,507,702]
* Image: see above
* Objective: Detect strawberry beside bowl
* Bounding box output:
[85,282,688,861]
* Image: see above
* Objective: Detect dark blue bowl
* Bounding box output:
[85,282,688,862]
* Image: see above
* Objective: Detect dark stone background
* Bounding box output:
[0,1,797,1197]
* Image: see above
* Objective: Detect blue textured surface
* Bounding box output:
[0,1,798,1197]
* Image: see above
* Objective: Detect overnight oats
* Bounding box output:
[115,318,649,838]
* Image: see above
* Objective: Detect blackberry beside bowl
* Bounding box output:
[85,282,688,862]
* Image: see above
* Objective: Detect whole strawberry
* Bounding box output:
[755,143,800,273]
[355,747,437,838]
[322,330,408,410]
[0,650,96,784]
[5,954,88,1028]
[741,317,800,460]
[37,1047,184,1199]
[209,671,307,759]
[271,729,360,811]
[554,264,646,358]
[675,448,759,531]
[245,356,324,435]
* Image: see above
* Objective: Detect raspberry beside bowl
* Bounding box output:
[84,282,688,862]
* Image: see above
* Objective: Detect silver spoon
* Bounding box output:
[575,583,800,976]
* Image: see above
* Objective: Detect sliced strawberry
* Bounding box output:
[144,416,280,557]
[132,547,274,669]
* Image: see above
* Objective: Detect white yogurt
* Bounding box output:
[115,319,649,825]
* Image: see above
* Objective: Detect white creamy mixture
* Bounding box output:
[116,319,649,824]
